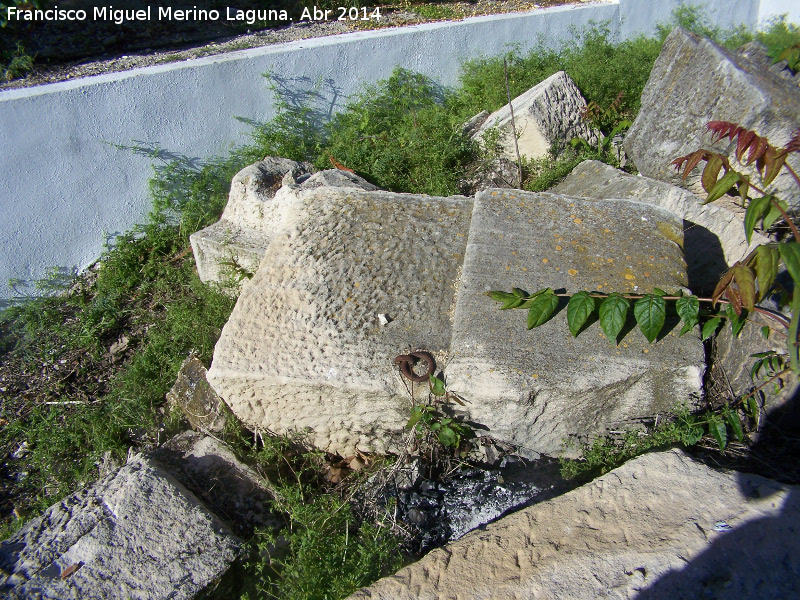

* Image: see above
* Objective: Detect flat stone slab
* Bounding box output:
[471,70,597,161]
[207,187,474,457]
[445,189,704,457]
[551,160,770,293]
[624,28,800,208]
[349,449,800,599]
[0,455,241,600]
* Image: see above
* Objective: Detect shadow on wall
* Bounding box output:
[636,388,800,598]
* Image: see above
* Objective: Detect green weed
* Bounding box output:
[559,409,706,481]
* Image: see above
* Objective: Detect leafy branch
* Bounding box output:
[490,120,800,450]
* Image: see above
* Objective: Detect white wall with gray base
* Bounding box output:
[0,0,797,304]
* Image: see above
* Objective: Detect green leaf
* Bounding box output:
[779,243,800,284]
[567,291,596,337]
[709,416,728,451]
[704,170,742,204]
[501,297,525,310]
[788,295,800,374]
[725,410,744,442]
[605,120,632,143]
[761,325,770,339]
[746,397,759,420]
[438,427,457,447]
[702,317,722,341]
[406,406,425,430]
[683,426,704,446]
[429,375,446,397]
[512,288,529,298]
[725,305,747,337]
[486,291,516,303]
[676,295,700,332]
[750,357,765,380]
[599,294,631,343]
[527,290,558,329]
[701,154,724,193]
[633,294,666,343]
[744,196,771,244]
[754,245,779,301]
[730,264,757,311]
[763,199,789,230]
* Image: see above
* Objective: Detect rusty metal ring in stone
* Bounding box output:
[395,351,436,383]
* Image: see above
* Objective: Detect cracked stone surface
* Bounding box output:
[0,455,241,600]
[348,449,800,600]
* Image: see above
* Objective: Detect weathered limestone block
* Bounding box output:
[624,28,800,208]
[150,432,280,538]
[349,449,800,600]
[206,188,473,457]
[445,189,704,457]
[470,71,598,161]
[190,157,317,286]
[551,160,770,293]
[166,355,228,433]
[0,456,241,600]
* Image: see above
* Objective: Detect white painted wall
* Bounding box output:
[0,0,793,304]
[758,0,800,26]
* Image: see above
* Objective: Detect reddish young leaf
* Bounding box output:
[787,130,800,154]
[672,150,710,180]
[731,263,757,311]
[725,286,743,316]
[747,135,769,166]
[735,130,756,162]
[712,266,736,307]
[707,121,742,143]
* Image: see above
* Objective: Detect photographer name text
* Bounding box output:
[6,5,383,26]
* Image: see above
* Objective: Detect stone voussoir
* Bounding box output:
[0,455,242,600]
[206,185,474,458]
[551,159,770,294]
[445,188,705,457]
[470,70,598,162]
[348,448,800,599]
[624,28,800,208]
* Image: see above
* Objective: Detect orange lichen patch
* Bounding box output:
[568,269,578,276]
[556,246,562,251]
[542,258,549,264]
[574,218,582,224]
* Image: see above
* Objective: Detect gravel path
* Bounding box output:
[1,0,580,91]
